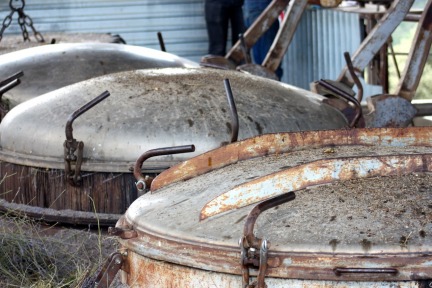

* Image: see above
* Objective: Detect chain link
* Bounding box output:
[0,0,44,43]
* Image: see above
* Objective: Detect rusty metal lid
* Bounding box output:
[0,43,198,108]
[0,68,347,173]
[119,127,432,281]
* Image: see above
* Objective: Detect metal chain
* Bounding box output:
[0,0,44,43]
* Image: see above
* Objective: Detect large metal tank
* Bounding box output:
[114,127,432,287]
[0,42,198,109]
[0,67,348,225]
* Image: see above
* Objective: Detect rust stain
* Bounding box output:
[151,127,432,192]
[200,153,432,219]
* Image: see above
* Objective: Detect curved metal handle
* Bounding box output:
[134,145,195,192]
[223,79,239,143]
[65,90,110,141]
[0,78,20,98]
[343,51,363,103]
[317,79,362,128]
[0,71,23,88]
[244,192,296,249]
[63,91,110,186]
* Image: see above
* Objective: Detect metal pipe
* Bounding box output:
[223,79,239,143]
[65,90,110,141]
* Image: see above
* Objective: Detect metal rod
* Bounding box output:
[0,71,23,88]
[134,145,195,191]
[334,268,398,276]
[388,38,401,78]
[65,90,110,141]
[0,78,20,98]
[239,33,251,64]
[223,79,239,143]
[317,79,362,128]
[343,51,363,103]
[157,31,166,52]
[244,192,295,249]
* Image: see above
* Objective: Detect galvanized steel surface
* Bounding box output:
[0,43,198,108]
[0,67,347,173]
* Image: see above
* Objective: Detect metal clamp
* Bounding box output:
[64,91,110,186]
[240,192,296,288]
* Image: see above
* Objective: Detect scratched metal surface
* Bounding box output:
[125,144,432,254]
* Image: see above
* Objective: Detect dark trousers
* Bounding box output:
[205,1,245,56]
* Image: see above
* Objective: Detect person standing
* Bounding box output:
[205,0,245,56]
[243,0,283,79]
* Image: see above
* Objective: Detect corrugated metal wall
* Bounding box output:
[0,2,382,94]
[281,7,382,96]
[0,0,208,61]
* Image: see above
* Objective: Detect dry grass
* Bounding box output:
[0,211,119,288]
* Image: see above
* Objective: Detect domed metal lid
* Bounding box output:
[0,43,198,107]
[0,33,125,55]
[119,127,432,281]
[0,68,347,173]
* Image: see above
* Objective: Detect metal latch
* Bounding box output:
[240,192,296,288]
[92,252,124,288]
[64,91,110,186]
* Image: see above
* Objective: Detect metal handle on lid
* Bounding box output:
[334,267,398,276]
[157,31,166,52]
[134,145,195,192]
[240,192,296,288]
[223,79,239,143]
[64,91,110,186]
